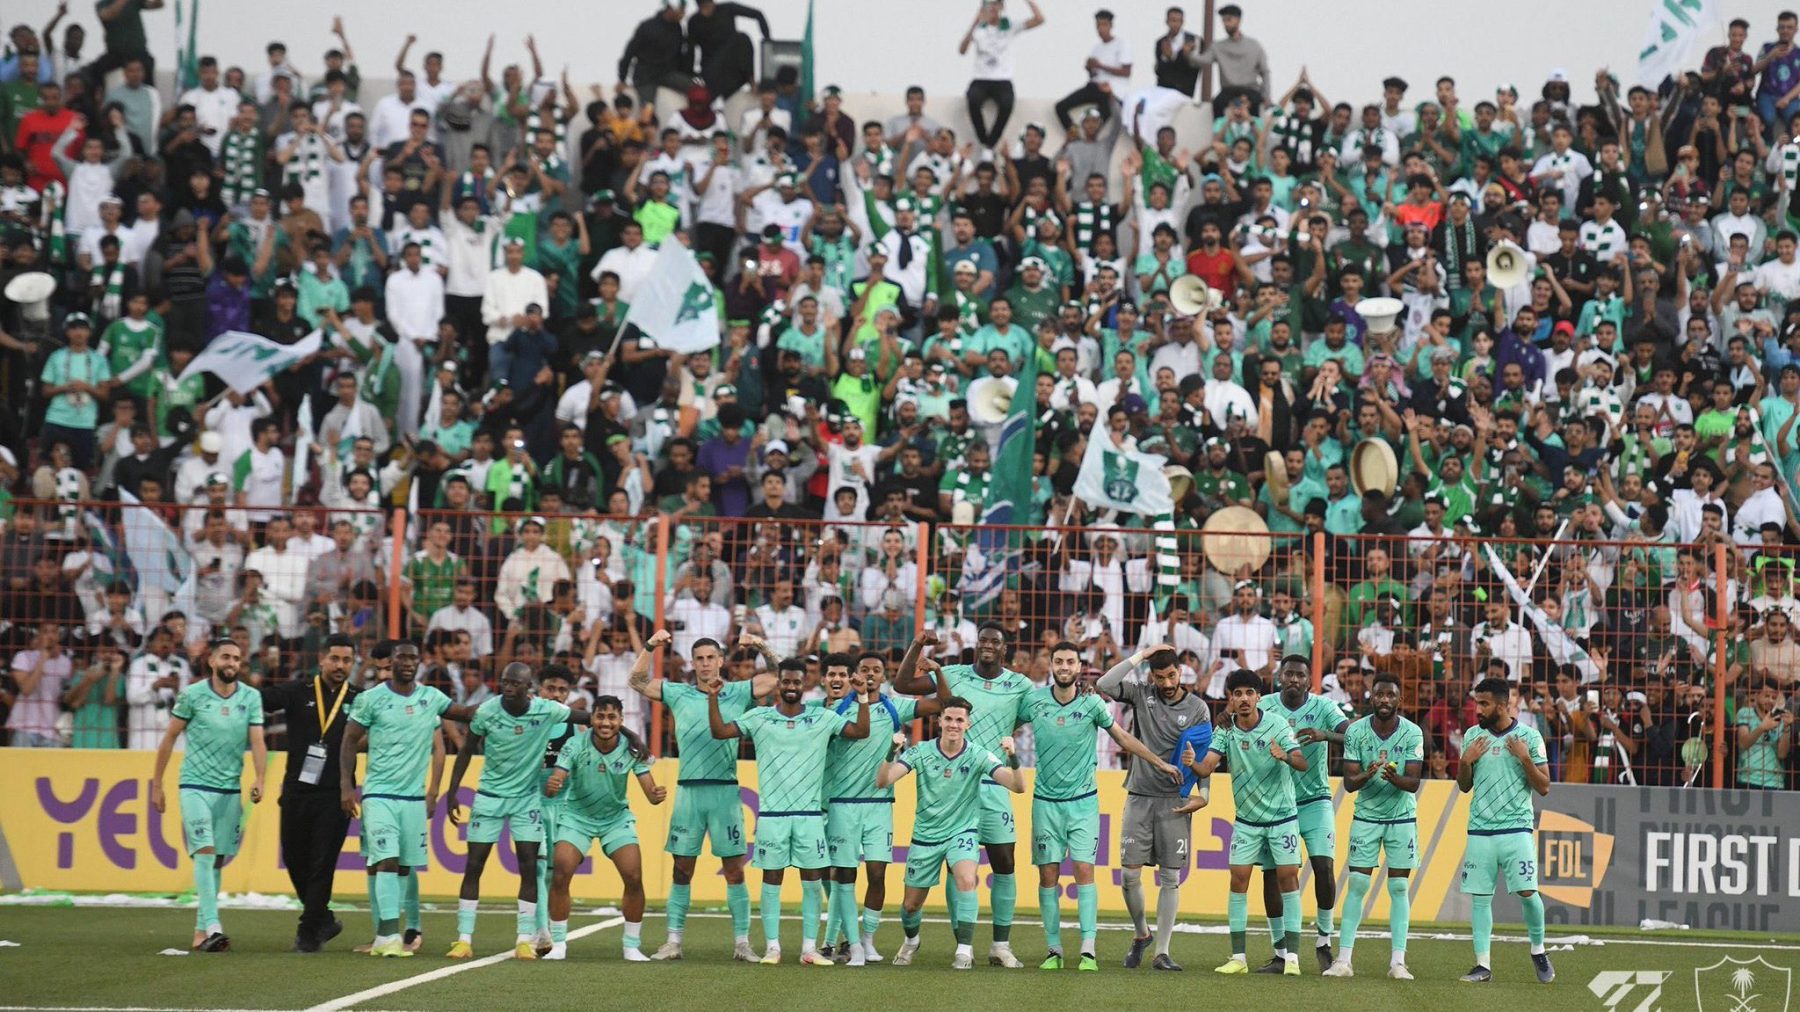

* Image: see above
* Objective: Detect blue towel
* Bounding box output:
[1170,723,1214,798]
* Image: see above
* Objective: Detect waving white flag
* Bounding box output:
[178,330,323,394]
[619,241,722,354]
[1074,432,1173,516]
[1637,0,1720,87]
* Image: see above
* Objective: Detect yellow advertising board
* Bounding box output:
[0,751,1473,918]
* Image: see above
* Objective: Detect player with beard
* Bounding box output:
[1255,656,1349,972]
[819,650,943,965]
[151,638,267,952]
[443,662,602,959]
[1096,646,1212,971]
[891,627,1033,968]
[1456,677,1554,985]
[631,630,779,961]
[708,658,871,964]
[339,641,481,957]
[1325,671,1424,980]
[1025,642,1179,971]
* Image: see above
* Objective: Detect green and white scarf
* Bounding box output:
[397,226,442,270]
[1073,200,1115,254]
[525,106,567,148]
[39,181,68,267]
[91,262,126,320]
[284,132,327,185]
[221,130,262,207]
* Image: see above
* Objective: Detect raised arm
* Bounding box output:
[874,733,912,788]
[989,736,1028,793]
[628,628,673,700]
[706,686,741,739]
[888,631,940,695]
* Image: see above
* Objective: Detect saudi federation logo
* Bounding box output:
[1695,956,1791,1012]
[676,282,714,324]
[1102,449,1141,504]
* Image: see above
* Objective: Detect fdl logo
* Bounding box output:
[1695,956,1791,1012]
[1537,810,1614,908]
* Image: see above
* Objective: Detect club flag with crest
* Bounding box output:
[1636,0,1718,87]
[619,241,722,354]
[178,329,323,395]
[957,345,1038,612]
[1075,433,1180,613]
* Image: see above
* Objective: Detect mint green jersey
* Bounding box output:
[899,739,1003,842]
[1210,712,1300,824]
[824,694,918,802]
[1343,715,1425,821]
[939,664,1032,758]
[1463,720,1548,833]
[171,680,263,791]
[469,696,572,798]
[737,705,852,813]
[348,683,451,797]
[1019,686,1114,801]
[555,731,651,822]
[1258,692,1348,804]
[663,680,756,784]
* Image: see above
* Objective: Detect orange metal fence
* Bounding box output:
[1,498,1786,791]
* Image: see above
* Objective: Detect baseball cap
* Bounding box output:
[582,349,606,364]
[715,384,738,398]
[517,516,546,532]
[766,439,790,455]
[205,472,229,487]
[1020,256,1047,270]
[591,189,617,205]
[605,433,630,447]
[1121,393,1149,415]
[64,312,92,329]
[847,347,869,360]
[199,431,223,454]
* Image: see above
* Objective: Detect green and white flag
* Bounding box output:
[1075,433,1173,516]
[178,329,323,394]
[619,241,721,354]
[1636,0,1718,87]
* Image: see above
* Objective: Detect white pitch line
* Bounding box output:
[669,910,1800,951]
[301,917,624,1012]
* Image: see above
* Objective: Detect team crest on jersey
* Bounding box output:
[514,726,525,735]
[786,720,796,729]
[405,706,415,715]
[1056,716,1066,726]
[1238,739,1249,750]
[942,767,954,778]
[219,706,231,715]
[1177,714,1189,726]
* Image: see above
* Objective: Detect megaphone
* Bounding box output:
[4,271,55,324]
[1486,241,1529,289]
[1169,274,1225,317]
[1358,296,1404,336]
[967,375,1016,425]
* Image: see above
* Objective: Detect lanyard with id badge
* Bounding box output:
[299,678,350,785]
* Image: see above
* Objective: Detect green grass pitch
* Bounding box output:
[0,901,1792,1010]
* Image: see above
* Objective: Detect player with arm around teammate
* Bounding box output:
[1025,641,1180,971]
[1323,670,1424,980]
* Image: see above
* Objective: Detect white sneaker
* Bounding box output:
[862,935,883,962]
[760,945,782,966]
[1322,958,1354,977]
[847,942,867,967]
[733,939,759,962]
[542,943,567,961]
[622,948,651,963]
[651,940,683,961]
[1388,962,1414,980]
[799,949,834,966]
[893,938,920,967]
[988,942,1024,968]
[952,950,974,970]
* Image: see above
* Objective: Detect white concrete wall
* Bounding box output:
[15,0,1787,113]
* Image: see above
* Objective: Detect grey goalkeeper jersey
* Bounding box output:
[1097,660,1212,797]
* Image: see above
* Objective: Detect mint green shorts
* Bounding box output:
[666,782,746,859]
[361,795,428,867]
[1261,797,1334,869]
[1232,816,1300,868]
[1460,830,1537,895]
[1348,818,1418,870]
[1031,794,1101,866]
[904,830,980,889]
[977,780,1017,845]
[827,801,894,868]
[468,791,545,845]
[556,810,639,858]
[753,813,828,871]
[178,787,242,857]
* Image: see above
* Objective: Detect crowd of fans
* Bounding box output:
[0,0,1797,791]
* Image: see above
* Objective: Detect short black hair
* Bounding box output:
[1224,668,1265,694]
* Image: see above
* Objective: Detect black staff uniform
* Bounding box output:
[261,674,360,949]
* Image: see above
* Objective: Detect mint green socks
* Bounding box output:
[760,883,782,950]
[1388,877,1411,955]
[1338,871,1372,954]
[1077,883,1098,954]
[193,856,219,933]
[1039,886,1062,951]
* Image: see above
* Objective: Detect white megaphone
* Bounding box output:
[1487,240,1529,290]
[966,375,1016,425]
[1358,296,1404,336]
[1169,274,1225,317]
[4,271,56,324]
